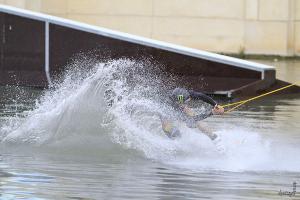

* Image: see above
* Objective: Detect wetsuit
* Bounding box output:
[189,90,217,106]
[187,90,217,121]
[162,88,218,139]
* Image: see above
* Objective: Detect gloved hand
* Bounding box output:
[212,105,225,115]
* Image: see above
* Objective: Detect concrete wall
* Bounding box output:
[1,0,299,56]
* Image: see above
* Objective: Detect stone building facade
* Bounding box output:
[1,0,299,56]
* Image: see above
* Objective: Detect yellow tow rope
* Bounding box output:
[222,80,300,113]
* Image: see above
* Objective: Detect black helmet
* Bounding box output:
[171,88,190,103]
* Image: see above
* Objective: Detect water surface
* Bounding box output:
[0,59,299,200]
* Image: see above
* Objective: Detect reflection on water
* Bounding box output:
[0,59,299,199]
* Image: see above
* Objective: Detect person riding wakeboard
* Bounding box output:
[159,87,225,152]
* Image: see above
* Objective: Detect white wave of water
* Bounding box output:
[1,58,299,172]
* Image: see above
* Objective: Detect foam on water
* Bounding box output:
[0,58,299,172]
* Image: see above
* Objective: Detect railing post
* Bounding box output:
[45,21,51,85]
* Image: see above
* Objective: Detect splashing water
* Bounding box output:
[0,58,299,172]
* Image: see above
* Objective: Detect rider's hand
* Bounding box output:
[212,105,224,115]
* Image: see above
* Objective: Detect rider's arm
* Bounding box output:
[188,91,220,120]
[189,90,217,106]
[180,104,213,121]
[189,91,225,116]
